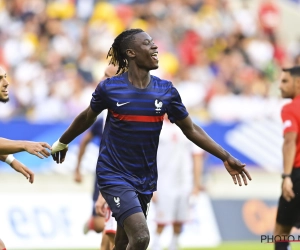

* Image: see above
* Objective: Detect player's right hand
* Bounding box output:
[51,140,68,164]
[24,141,51,159]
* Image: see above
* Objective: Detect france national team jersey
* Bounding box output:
[90,72,188,194]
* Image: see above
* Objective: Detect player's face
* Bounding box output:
[0,67,9,103]
[279,71,295,98]
[128,32,159,71]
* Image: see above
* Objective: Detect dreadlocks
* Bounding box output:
[107,29,144,75]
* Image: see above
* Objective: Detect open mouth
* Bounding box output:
[151,52,159,61]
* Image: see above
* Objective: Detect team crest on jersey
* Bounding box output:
[114,197,120,207]
[155,99,163,111]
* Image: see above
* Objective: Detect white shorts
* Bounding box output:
[104,207,117,234]
[154,190,190,224]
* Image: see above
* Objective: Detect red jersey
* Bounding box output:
[281,95,300,167]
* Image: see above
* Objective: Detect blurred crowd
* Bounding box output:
[1,0,300,122]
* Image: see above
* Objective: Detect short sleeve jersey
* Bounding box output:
[281,96,300,167]
[90,72,189,194]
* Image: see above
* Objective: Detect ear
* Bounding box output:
[126,49,135,58]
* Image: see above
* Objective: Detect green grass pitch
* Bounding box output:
[13,241,300,250]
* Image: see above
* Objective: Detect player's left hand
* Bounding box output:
[223,156,252,186]
[51,140,68,164]
[10,160,34,183]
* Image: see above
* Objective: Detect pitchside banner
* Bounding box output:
[0,192,220,249]
[211,199,300,241]
[0,118,284,173]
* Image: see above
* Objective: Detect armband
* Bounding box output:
[51,140,68,154]
[5,154,15,165]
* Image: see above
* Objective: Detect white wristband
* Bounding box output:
[51,139,68,154]
[5,154,15,165]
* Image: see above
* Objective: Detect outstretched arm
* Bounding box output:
[175,116,229,160]
[52,106,99,163]
[0,138,51,158]
[176,115,251,186]
[0,155,8,162]
[60,106,99,144]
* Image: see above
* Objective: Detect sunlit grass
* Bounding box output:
[12,241,300,250]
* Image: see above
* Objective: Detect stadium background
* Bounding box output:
[1,0,300,249]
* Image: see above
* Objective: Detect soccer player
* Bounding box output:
[51,29,251,250]
[274,66,300,250]
[0,66,51,250]
[151,115,203,250]
[74,64,117,250]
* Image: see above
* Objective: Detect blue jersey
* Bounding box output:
[90,72,188,194]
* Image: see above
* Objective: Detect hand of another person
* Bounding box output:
[282,177,295,202]
[10,160,34,183]
[51,140,68,164]
[74,167,82,183]
[24,141,51,159]
[223,156,252,186]
[151,191,157,203]
[95,193,107,217]
[191,185,201,196]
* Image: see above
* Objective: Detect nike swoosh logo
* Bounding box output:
[117,102,130,107]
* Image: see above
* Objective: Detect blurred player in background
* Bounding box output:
[95,192,117,250]
[0,66,51,250]
[0,239,5,250]
[151,115,203,250]
[274,66,300,250]
[51,29,251,250]
[74,117,106,234]
[74,65,117,250]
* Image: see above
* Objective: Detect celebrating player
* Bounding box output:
[51,29,251,250]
